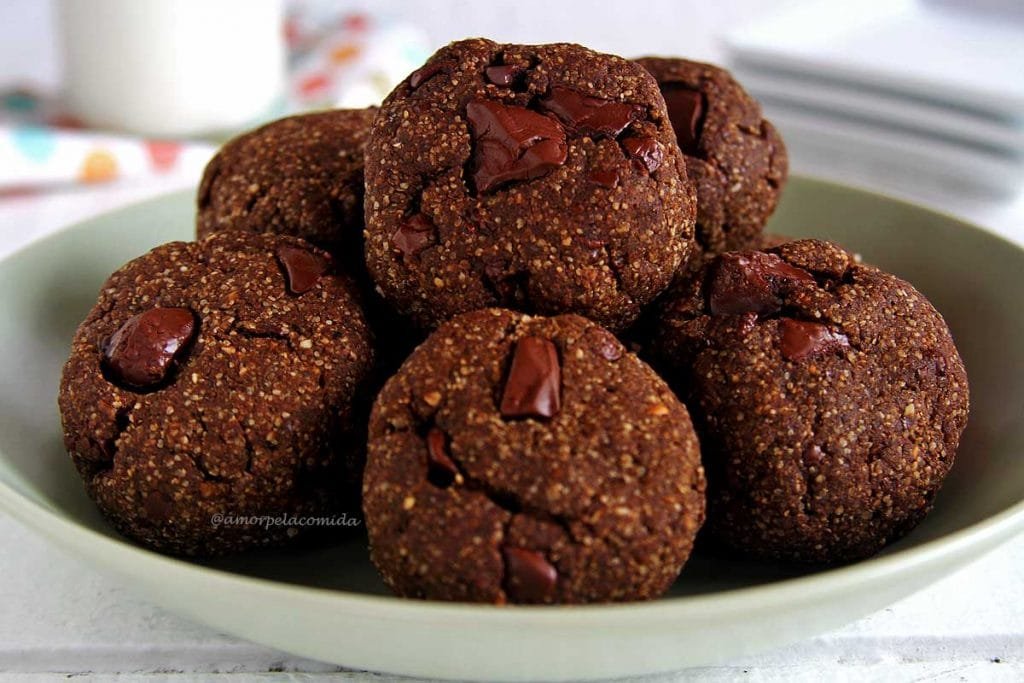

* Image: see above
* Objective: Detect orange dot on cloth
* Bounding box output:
[330,43,359,64]
[79,149,118,183]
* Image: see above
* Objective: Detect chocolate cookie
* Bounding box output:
[364,309,706,603]
[197,108,376,271]
[652,240,968,563]
[59,232,375,556]
[636,57,787,260]
[364,39,696,332]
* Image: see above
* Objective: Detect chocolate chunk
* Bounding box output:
[503,546,558,603]
[500,336,561,419]
[409,62,446,89]
[466,100,568,194]
[779,318,849,361]
[586,326,623,361]
[276,244,331,295]
[587,168,620,188]
[622,136,664,173]
[485,64,522,86]
[538,87,644,138]
[425,427,459,487]
[391,213,436,259]
[102,307,197,390]
[661,85,705,154]
[708,252,815,316]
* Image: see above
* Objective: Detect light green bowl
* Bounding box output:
[0,177,1021,680]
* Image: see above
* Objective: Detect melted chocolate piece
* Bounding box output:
[586,326,623,361]
[409,62,447,89]
[503,546,558,603]
[466,100,568,194]
[102,307,197,390]
[621,136,664,173]
[425,427,459,487]
[484,64,523,86]
[587,168,620,188]
[276,244,331,295]
[391,213,436,259]
[500,336,561,419]
[661,85,705,154]
[538,87,644,138]
[779,318,850,361]
[708,252,815,316]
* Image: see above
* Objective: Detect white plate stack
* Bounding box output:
[725,0,1024,196]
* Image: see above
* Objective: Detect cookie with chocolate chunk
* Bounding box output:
[636,57,787,260]
[58,232,375,556]
[197,108,376,272]
[197,107,426,378]
[652,239,969,563]
[364,308,705,603]
[364,39,696,332]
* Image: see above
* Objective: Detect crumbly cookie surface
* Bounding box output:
[364,309,705,603]
[653,239,968,562]
[59,232,375,556]
[364,39,696,332]
[197,108,377,271]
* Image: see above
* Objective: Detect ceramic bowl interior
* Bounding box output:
[0,177,1021,680]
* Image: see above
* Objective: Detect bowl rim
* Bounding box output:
[1,175,1022,626]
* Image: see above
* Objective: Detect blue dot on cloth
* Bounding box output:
[11,125,56,162]
[3,91,38,113]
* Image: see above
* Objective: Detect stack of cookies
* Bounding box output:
[59,39,969,604]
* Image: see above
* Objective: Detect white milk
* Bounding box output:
[58,0,285,137]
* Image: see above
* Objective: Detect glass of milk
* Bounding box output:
[57,0,285,137]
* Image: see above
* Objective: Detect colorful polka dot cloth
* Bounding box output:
[0,7,429,192]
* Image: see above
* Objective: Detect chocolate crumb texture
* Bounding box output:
[636,57,788,263]
[197,108,377,276]
[364,38,697,333]
[364,308,706,603]
[651,239,969,563]
[196,106,425,381]
[58,231,375,556]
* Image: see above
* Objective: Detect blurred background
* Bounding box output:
[1,0,1023,248]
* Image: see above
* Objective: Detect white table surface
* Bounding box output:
[2,1,1024,680]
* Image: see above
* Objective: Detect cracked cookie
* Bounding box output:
[363,308,706,603]
[651,239,969,563]
[636,57,787,262]
[58,232,375,556]
[363,39,697,333]
[196,108,376,273]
